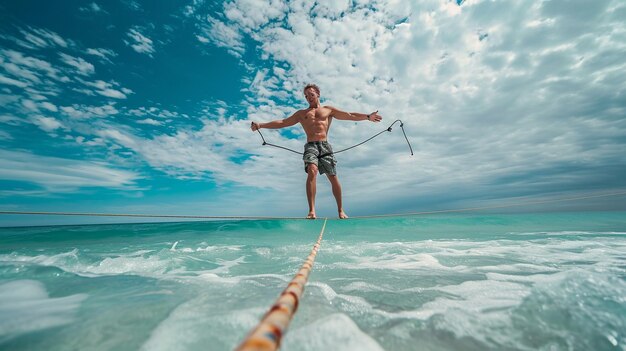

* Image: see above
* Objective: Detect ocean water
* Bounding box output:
[0,212,625,351]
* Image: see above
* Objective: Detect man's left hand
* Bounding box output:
[368,110,382,122]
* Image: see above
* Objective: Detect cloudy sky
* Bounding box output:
[0,0,625,226]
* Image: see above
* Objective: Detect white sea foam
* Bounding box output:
[194,272,291,288]
[332,279,532,324]
[283,313,385,351]
[371,268,624,349]
[195,272,242,285]
[429,279,531,312]
[342,281,389,293]
[211,244,242,251]
[509,231,626,236]
[1,246,256,282]
[472,263,560,274]
[1,249,169,277]
[209,256,246,274]
[485,272,557,284]
[1,219,624,350]
[194,245,217,252]
[173,244,244,252]
[128,250,155,256]
[84,254,170,275]
[169,241,179,251]
[0,280,87,343]
[140,296,265,351]
[296,235,626,349]
[334,252,452,271]
[254,247,271,257]
[0,248,80,267]
[307,281,339,301]
[324,237,626,278]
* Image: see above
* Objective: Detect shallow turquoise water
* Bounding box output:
[1,212,625,350]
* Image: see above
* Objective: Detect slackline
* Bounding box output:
[2,190,625,220]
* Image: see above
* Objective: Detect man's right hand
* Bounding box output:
[368,110,382,122]
[251,121,260,131]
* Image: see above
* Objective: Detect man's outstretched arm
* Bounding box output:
[251,112,299,131]
[327,106,382,122]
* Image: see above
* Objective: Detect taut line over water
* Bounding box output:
[1,190,625,220]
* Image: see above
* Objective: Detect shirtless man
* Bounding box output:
[250,84,382,219]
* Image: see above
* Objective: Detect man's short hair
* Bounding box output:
[303,83,320,96]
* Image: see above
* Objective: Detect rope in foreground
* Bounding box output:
[236,219,327,351]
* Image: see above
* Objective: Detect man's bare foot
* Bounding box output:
[338,210,348,219]
[306,211,316,219]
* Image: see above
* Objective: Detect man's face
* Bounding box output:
[304,88,318,104]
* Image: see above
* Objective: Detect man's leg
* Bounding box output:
[306,163,318,219]
[327,174,348,219]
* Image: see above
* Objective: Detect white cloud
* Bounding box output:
[89,2,103,12]
[80,79,132,99]
[80,2,106,14]
[33,28,70,48]
[21,99,39,112]
[20,30,48,48]
[170,0,626,215]
[198,17,246,56]
[32,116,65,132]
[39,101,58,112]
[92,117,303,194]
[1,49,69,83]
[0,34,38,50]
[60,103,119,119]
[125,27,155,57]
[85,48,117,63]
[74,135,105,146]
[136,118,162,126]
[0,74,28,88]
[2,0,623,217]
[127,106,185,119]
[122,0,142,11]
[314,0,352,19]
[96,128,139,149]
[0,114,25,126]
[19,28,70,49]
[98,88,127,99]
[223,0,288,30]
[190,0,289,57]
[0,149,141,192]
[3,62,41,84]
[59,53,95,76]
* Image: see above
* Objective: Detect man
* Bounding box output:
[251,84,382,219]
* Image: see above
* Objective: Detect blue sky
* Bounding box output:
[1,0,625,226]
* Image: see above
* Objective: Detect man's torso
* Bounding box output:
[297,106,333,142]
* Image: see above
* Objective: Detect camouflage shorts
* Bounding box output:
[303,141,337,175]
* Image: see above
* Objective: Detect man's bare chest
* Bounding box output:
[302,109,331,123]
